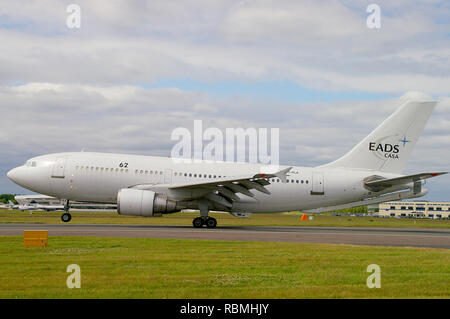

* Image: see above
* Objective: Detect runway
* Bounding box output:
[1,223,449,248]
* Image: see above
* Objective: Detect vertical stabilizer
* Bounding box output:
[322,92,436,173]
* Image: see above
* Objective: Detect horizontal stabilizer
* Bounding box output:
[305,188,429,213]
[364,172,447,192]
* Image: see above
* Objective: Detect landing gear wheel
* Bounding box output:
[205,217,217,228]
[61,213,72,223]
[192,217,203,228]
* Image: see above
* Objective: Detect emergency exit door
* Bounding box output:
[311,172,324,195]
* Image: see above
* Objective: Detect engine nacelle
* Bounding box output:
[117,188,178,217]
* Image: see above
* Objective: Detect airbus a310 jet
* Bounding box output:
[7,92,447,228]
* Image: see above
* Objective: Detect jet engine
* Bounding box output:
[117,188,178,217]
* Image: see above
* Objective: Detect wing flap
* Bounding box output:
[167,167,292,190]
[131,167,293,205]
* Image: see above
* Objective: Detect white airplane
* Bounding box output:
[6,198,64,212]
[0,202,11,209]
[8,202,65,212]
[6,92,447,227]
[13,195,65,212]
[8,201,38,211]
[31,204,65,212]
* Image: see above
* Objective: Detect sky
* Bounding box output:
[0,0,449,200]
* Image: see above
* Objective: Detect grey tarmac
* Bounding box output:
[0,223,449,249]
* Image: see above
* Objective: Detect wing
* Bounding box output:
[132,167,293,209]
[364,172,447,192]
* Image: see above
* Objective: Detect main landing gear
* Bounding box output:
[192,216,217,228]
[192,200,217,228]
[61,199,72,223]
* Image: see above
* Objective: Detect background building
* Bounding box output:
[378,201,450,219]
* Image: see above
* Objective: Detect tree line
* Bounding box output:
[0,194,17,204]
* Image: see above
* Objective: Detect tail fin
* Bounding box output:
[322,92,436,174]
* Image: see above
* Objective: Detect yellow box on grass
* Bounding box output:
[24,230,48,247]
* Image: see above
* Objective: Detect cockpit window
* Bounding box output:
[25,161,37,167]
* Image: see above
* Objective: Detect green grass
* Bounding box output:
[0,209,449,228]
[0,236,448,298]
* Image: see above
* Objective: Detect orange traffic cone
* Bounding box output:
[301,213,308,221]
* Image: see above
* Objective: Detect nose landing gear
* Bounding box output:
[61,199,71,223]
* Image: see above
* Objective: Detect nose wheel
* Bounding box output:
[61,199,71,223]
[61,212,72,223]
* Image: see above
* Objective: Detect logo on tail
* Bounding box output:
[398,136,411,147]
[369,135,403,160]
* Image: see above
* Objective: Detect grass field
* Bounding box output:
[0,236,448,298]
[1,209,449,228]
[1,209,448,298]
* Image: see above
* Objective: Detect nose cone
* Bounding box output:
[7,167,26,187]
[7,162,53,194]
[7,168,18,182]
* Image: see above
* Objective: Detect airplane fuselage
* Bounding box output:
[7,152,402,213]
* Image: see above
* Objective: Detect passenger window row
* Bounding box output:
[76,166,129,173]
[174,173,225,179]
[134,170,163,175]
[270,178,309,184]
[131,170,226,179]
[75,165,308,185]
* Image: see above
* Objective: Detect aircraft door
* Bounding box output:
[311,172,324,195]
[49,157,70,198]
[51,158,67,178]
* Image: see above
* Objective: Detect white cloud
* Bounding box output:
[193,103,218,113]
[0,1,449,93]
